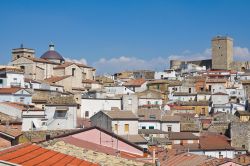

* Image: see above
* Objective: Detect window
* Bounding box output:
[155,101,159,105]
[200,87,204,91]
[85,111,89,117]
[17,55,20,58]
[124,124,129,132]
[0,79,3,84]
[147,101,151,105]
[201,108,205,115]
[20,66,25,70]
[20,97,24,103]
[189,88,191,93]
[142,126,146,129]
[72,68,76,76]
[54,110,67,118]
[209,85,212,91]
[168,126,172,132]
[149,126,154,129]
[114,124,118,131]
[157,84,160,90]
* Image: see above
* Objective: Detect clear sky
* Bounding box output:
[0,0,250,74]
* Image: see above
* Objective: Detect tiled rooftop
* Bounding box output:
[104,110,138,120]
[44,75,71,83]
[199,134,233,150]
[0,143,98,166]
[123,78,146,87]
[0,88,22,94]
[0,125,22,138]
[41,140,148,166]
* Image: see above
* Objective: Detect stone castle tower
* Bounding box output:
[12,44,35,61]
[212,36,233,70]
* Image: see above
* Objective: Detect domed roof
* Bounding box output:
[40,44,65,61]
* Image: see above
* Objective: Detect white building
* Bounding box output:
[90,110,139,135]
[211,92,229,105]
[154,69,176,80]
[197,91,211,101]
[173,92,196,102]
[137,109,181,132]
[0,66,25,88]
[161,115,181,132]
[0,88,32,104]
[22,108,47,131]
[24,78,64,92]
[81,97,122,118]
[45,104,77,130]
[123,79,147,92]
[104,86,134,96]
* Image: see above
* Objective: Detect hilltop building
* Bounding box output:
[170,36,250,71]
[11,44,96,92]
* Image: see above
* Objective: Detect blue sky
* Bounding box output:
[0,0,250,74]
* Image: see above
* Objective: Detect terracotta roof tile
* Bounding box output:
[120,135,148,144]
[53,61,90,69]
[0,125,22,138]
[0,88,22,94]
[123,78,146,87]
[138,109,162,121]
[161,115,181,122]
[168,132,199,140]
[0,144,98,166]
[0,66,23,73]
[0,102,43,112]
[104,110,138,120]
[44,75,71,83]
[26,57,59,64]
[199,135,233,150]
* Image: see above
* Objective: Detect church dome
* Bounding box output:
[40,44,65,61]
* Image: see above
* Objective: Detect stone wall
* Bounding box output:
[230,122,250,152]
[22,129,80,142]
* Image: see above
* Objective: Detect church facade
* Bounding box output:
[11,44,96,92]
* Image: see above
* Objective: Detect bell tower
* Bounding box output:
[212,36,233,70]
[12,44,35,61]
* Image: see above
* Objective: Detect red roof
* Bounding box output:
[0,143,99,166]
[123,78,146,87]
[0,88,21,94]
[199,135,233,150]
